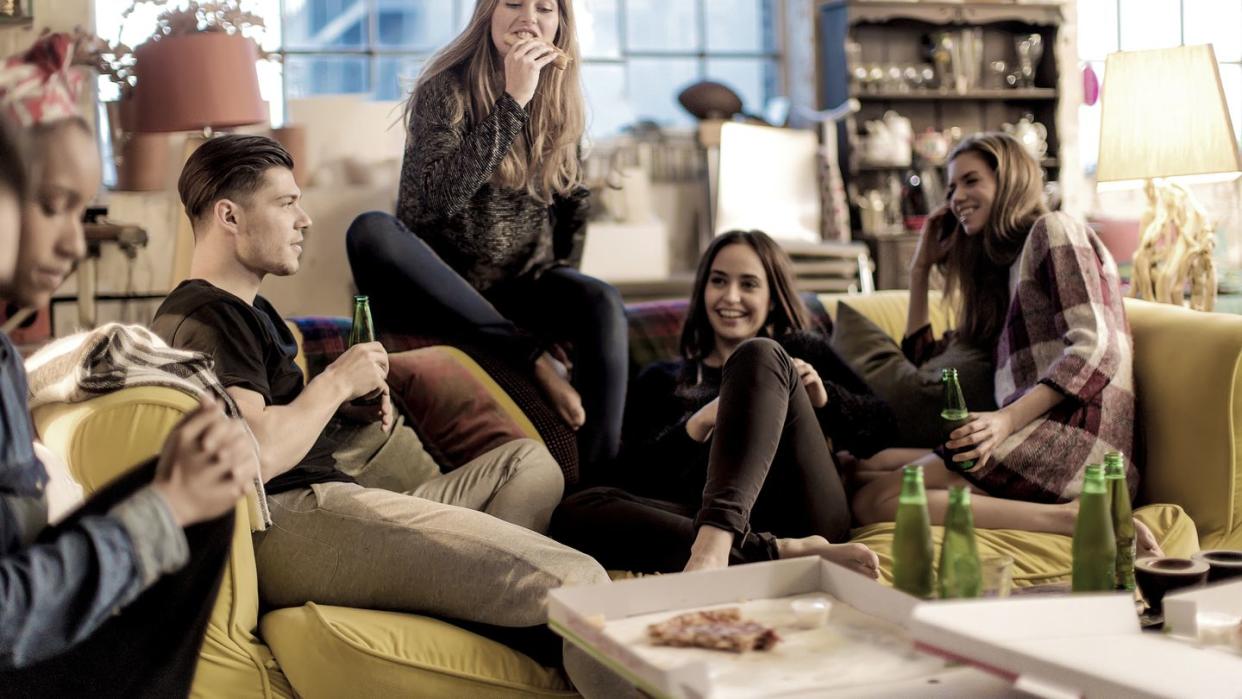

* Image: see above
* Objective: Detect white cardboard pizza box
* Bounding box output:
[548,557,1017,699]
[1163,578,1242,641]
[909,592,1242,699]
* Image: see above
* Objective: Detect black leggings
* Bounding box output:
[0,458,233,698]
[345,212,628,477]
[551,338,850,573]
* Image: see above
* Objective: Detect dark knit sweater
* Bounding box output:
[616,331,898,497]
[396,69,590,291]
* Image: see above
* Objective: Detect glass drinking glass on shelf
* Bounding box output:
[852,64,870,91]
[903,65,921,90]
[988,60,1009,90]
[1015,33,1043,88]
[886,64,905,92]
[867,64,885,92]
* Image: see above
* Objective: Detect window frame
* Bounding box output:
[276,0,784,132]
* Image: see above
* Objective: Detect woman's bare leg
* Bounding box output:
[860,448,936,472]
[851,454,1167,556]
[843,447,940,490]
[851,452,1077,533]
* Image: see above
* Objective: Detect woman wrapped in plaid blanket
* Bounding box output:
[851,132,1161,556]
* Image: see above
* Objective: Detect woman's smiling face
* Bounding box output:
[947,150,997,236]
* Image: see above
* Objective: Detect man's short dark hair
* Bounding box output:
[178,134,293,222]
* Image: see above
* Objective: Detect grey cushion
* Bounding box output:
[830,302,996,447]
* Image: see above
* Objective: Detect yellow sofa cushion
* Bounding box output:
[32,368,574,698]
[31,387,293,699]
[818,289,954,341]
[851,504,1199,588]
[260,603,575,699]
[1125,299,1242,549]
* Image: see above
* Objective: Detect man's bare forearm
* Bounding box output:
[230,370,349,482]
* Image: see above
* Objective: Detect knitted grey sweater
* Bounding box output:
[396,69,588,291]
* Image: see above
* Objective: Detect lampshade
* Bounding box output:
[1096,44,1242,187]
[131,32,267,133]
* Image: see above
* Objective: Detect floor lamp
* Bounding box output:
[130,32,268,290]
[1096,44,1242,312]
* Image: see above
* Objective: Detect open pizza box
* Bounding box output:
[1163,577,1242,642]
[550,557,1242,698]
[908,589,1242,699]
[548,557,999,699]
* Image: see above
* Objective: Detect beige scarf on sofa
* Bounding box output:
[23,323,271,531]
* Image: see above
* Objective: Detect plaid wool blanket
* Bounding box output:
[909,212,1137,503]
[23,323,271,530]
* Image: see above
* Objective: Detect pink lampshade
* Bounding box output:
[132,32,267,133]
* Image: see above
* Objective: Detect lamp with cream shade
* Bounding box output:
[1096,44,1242,312]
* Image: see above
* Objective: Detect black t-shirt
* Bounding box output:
[150,279,354,494]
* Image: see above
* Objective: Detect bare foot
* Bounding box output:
[684,526,733,572]
[1134,518,1164,558]
[777,536,880,579]
[535,353,585,430]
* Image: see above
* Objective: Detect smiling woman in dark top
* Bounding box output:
[345,0,627,481]
[551,230,893,576]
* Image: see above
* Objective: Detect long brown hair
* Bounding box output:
[0,116,26,200]
[680,230,810,362]
[405,0,585,203]
[941,132,1048,346]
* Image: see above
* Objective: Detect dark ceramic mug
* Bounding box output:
[1134,557,1210,615]
[1191,549,1242,584]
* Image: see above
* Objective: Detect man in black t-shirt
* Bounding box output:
[151,135,613,656]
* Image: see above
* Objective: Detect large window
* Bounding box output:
[96,0,781,138]
[1078,0,1242,173]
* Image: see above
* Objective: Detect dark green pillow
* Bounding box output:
[830,302,996,447]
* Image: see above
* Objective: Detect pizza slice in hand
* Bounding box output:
[503,30,572,70]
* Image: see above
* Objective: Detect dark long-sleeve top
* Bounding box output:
[396,68,590,291]
[0,333,186,669]
[616,331,898,497]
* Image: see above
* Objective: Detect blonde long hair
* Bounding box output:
[406,0,585,202]
[940,132,1048,346]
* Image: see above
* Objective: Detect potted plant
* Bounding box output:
[84,1,275,189]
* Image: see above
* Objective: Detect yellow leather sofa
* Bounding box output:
[29,292,1242,696]
[821,291,1240,586]
[32,347,577,699]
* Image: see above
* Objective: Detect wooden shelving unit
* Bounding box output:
[815,0,1067,289]
[850,87,1058,101]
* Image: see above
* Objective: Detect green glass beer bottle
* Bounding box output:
[348,295,381,406]
[1103,452,1137,592]
[348,295,375,346]
[940,368,974,472]
[1071,465,1117,592]
[937,486,983,599]
[892,465,935,599]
